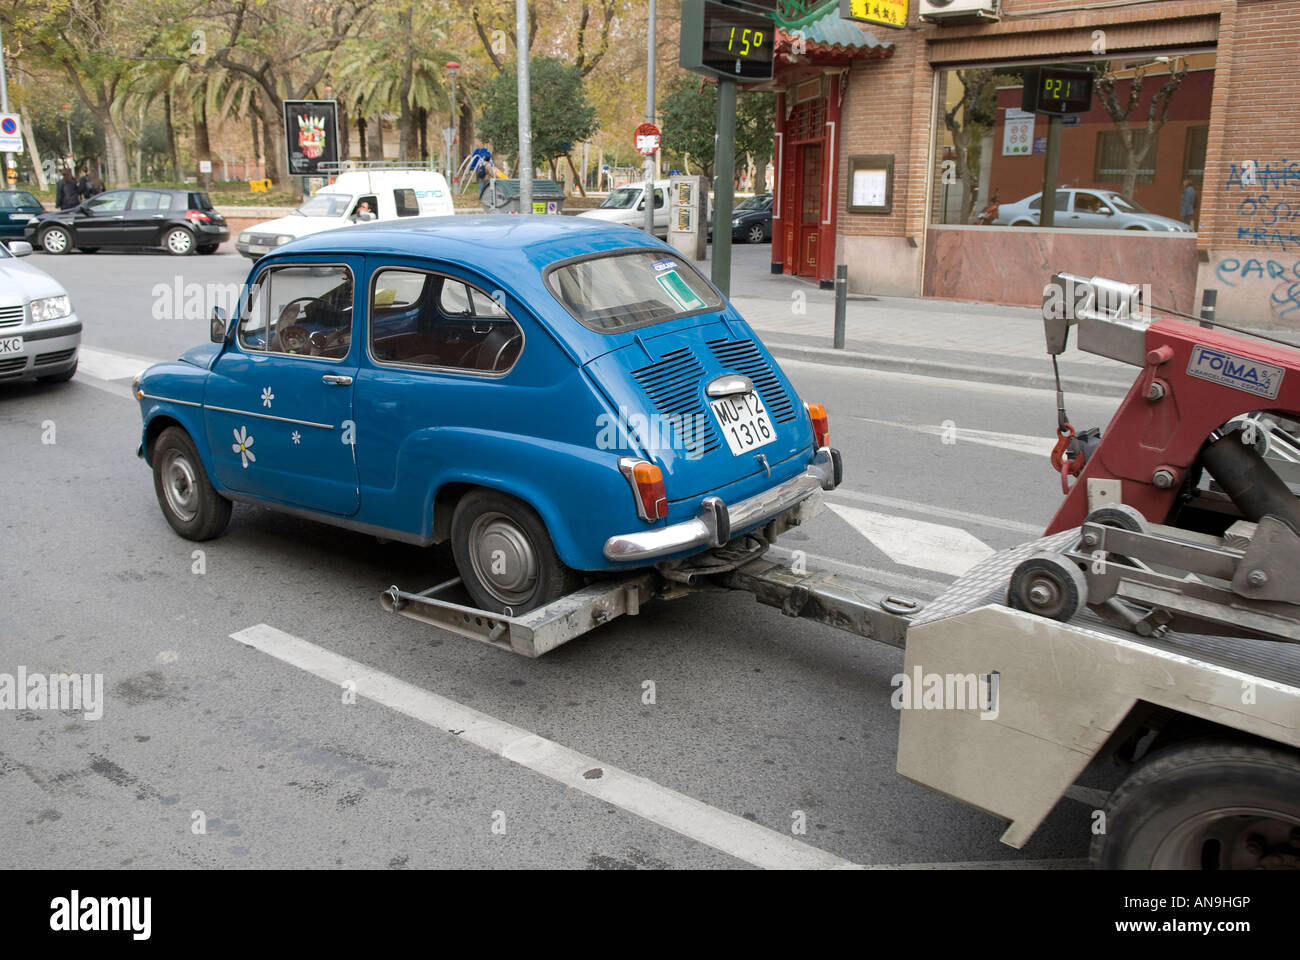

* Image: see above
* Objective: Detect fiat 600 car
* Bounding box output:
[133,216,841,614]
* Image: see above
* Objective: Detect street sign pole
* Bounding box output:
[0,21,15,185]
[644,0,657,234]
[516,0,533,214]
[711,77,737,296]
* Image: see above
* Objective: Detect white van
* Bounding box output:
[578,179,673,238]
[235,169,456,259]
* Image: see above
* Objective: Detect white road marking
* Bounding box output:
[77,345,159,381]
[855,416,1053,459]
[826,503,995,578]
[765,546,951,599]
[827,488,1044,537]
[231,623,860,870]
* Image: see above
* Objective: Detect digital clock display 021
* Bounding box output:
[1022,67,1094,116]
[701,3,774,80]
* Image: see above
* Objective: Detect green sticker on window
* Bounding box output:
[655,270,706,312]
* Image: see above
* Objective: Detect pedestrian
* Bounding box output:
[77,169,92,200]
[56,169,81,210]
[86,171,104,198]
[1180,178,1198,231]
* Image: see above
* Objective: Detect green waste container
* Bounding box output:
[481,179,566,215]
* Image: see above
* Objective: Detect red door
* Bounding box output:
[797,144,822,278]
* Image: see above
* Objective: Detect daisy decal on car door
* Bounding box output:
[232,426,256,468]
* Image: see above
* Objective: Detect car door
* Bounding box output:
[124,190,174,245]
[1067,191,1115,229]
[73,190,131,246]
[203,258,362,515]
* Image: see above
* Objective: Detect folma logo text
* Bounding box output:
[50,891,151,940]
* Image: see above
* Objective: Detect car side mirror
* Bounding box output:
[5,240,33,257]
[1099,207,1114,215]
[211,306,229,343]
[637,199,646,210]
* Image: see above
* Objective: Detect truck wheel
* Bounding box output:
[450,489,577,615]
[151,427,232,540]
[1092,740,1300,869]
[1007,553,1088,621]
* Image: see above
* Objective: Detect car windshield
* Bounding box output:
[599,187,640,210]
[735,195,769,211]
[1106,193,1146,213]
[547,251,723,333]
[0,191,41,211]
[294,194,353,217]
[0,242,11,259]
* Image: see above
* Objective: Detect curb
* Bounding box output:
[763,341,1133,399]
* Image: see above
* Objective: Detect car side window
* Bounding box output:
[85,192,129,213]
[654,188,665,209]
[371,268,522,374]
[1075,193,1104,214]
[394,188,420,217]
[129,191,172,211]
[239,265,354,360]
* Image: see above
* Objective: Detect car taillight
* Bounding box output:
[806,402,829,448]
[618,458,667,522]
[185,209,211,223]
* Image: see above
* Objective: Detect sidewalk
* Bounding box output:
[713,243,1135,397]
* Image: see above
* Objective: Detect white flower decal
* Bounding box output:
[291,431,301,445]
[232,426,256,468]
[261,386,275,408]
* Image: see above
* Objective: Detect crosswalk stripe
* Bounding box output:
[77,345,159,382]
[826,503,995,578]
[854,416,1053,459]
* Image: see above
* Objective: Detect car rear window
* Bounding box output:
[546,251,722,333]
[189,192,215,210]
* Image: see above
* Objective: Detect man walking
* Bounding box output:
[1180,179,1198,231]
[56,169,81,210]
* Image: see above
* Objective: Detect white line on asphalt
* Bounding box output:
[826,503,995,578]
[77,345,159,382]
[764,546,951,599]
[231,623,860,870]
[854,416,1053,459]
[827,488,1044,537]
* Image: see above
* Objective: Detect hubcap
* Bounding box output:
[468,512,538,608]
[1152,808,1300,869]
[161,450,199,522]
[748,225,764,243]
[43,229,68,253]
[168,230,192,254]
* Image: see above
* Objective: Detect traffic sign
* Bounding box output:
[635,122,660,157]
[0,114,23,153]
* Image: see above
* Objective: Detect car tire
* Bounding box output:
[1090,739,1300,869]
[197,244,219,255]
[1010,219,1035,227]
[746,223,766,244]
[450,488,578,615]
[151,427,232,541]
[164,227,196,256]
[39,225,73,254]
[36,359,77,383]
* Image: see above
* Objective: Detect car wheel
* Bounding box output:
[746,223,766,244]
[450,488,578,615]
[164,227,196,256]
[1124,225,1149,231]
[40,225,72,254]
[1010,219,1035,227]
[197,244,219,255]
[36,359,77,383]
[1091,740,1300,869]
[151,427,232,541]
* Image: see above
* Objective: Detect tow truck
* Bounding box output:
[382,274,1300,869]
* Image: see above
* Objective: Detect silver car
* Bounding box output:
[994,188,1193,231]
[0,240,81,384]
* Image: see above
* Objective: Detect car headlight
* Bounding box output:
[239,232,251,243]
[30,295,72,323]
[732,219,742,226]
[276,235,293,245]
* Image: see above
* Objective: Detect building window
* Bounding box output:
[1095,129,1157,185]
[1183,124,1209,181]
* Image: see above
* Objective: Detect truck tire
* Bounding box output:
[1091,740,1300,869]
[450,489,578,616]
[151,427,232,541]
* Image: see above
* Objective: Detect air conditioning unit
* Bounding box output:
[919,0,1001,25]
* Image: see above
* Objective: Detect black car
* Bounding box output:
[731,193,773,244]
[25,188,229,256]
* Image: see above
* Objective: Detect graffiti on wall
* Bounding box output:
[1218,161,1300,323]
[1215,256,1300,320]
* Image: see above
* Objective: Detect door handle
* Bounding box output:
[321,374,353,386]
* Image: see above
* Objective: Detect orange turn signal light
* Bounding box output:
[806,402,829,448]
[619,458,668,522]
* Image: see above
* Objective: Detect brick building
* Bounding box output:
[763,0,1300,329]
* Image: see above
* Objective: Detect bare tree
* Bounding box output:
[1093,59,1188,201]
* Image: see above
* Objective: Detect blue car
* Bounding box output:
[134,216,840,613]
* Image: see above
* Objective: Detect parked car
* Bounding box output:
[731,193,773,243]
[0,190,45,239]
[993,188,1193,231]
[578,179,673,238]
[235,169,455,259]
[0,240,81,383]
[134,216,840,614]
[25,188,228,255]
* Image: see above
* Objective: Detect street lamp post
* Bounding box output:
[643,0,656,235]
[0,21,15,186]
[446,61,460,179]
[516,0,532,214]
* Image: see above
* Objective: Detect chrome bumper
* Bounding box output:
[603,447,840,562]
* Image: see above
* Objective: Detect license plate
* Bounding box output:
[11,214,32,221]
[0,336,24,355]
[249,244,270,254]
[710,392,777,456]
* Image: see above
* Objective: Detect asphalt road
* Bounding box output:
[1,247,1123,869]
